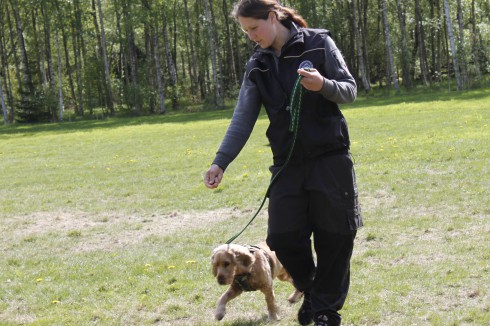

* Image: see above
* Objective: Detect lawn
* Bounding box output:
[0,87,489,325]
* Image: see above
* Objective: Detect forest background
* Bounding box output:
[0,0,489,124]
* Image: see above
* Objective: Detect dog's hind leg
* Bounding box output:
[261,287,279,321]
[287,289,303,303]
[215,287,242,320]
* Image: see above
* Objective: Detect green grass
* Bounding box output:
[0,87,489,325]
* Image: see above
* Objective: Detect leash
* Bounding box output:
[225,71,307,244]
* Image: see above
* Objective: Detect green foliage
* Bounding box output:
[1,0,489,122]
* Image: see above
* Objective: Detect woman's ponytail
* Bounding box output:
[279,6,308,28]
[232,0,308,28]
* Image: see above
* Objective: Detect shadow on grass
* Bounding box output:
[0,107,237,136]
[348,85,490,109]
[1,87,488,136]
[226,316,270,326]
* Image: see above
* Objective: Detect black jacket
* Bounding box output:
[213,22,356,170]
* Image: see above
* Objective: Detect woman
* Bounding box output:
[204,1,362,325]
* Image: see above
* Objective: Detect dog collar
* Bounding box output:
[234,273,255,292]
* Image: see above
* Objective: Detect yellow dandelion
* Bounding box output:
[145,263,152,267]
[186,260,196,264]
[51,300,60,304]
[168,265,176,269]
[36,278,43,283]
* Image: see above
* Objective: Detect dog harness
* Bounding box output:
[233,245,275,292]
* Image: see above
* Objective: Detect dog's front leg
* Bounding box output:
[215,286,242,320]
[261,287,279,321]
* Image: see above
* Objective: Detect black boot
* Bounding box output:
[314,313,341,326]
[298,292,313,325]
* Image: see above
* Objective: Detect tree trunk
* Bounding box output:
[32,10,47,87]
[350,0,370,92]
[414,0,430,85]
[204,0,221,109]
[41,1,57,121]
[360,0,371,86]
[0,78,7,125]
[72,0,84,116]
[183,0,200,97]
[56,29,64,121]
[469,0,481,78]
[0,3,15,123]
[222,0,238,88]
[9,0,35,111]
[162,9,178,109]
[382,0,399,91]
[443,0,463,91]
[456,0,468,86]
[152,31,165,114]
[96,0,115,114]
[396,0,412,88]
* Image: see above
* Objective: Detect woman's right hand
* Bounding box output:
[204,164,224,189]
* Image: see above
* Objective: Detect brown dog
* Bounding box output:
[211,242,303,321]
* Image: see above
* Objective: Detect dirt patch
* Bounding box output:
[2,208,244,253]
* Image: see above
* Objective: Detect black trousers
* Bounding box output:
[266,153,361,322]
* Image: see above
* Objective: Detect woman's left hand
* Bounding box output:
[297,68,324,92]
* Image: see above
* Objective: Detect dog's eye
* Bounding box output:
[223,261,230,267]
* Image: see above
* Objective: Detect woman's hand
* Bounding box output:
[204,164,224,189]
[297,68,324,92]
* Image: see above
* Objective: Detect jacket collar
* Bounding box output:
[254,20,304,57]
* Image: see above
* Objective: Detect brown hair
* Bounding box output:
[232,0,308,28]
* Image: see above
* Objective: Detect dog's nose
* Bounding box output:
[217,275,226,285]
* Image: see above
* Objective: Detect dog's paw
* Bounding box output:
[287,290,303,304]
[214,308,226,321]
[267,312,280,322]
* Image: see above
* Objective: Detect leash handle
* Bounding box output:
[224,73,305,244]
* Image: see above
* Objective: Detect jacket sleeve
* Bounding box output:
[212,76,262,171]
[317,35,357,104]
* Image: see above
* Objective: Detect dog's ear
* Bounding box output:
[233,248,255,272]
[211,248,219,276]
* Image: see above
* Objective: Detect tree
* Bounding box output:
[381,0,399,91]
[204,0,223,109]
[396,0,412,88]
[443,0,463,90]
[183,0,200,97]
[350,0,370,92]
[414,0,430,86]
[456,0,468,86]
[96,0,114,115]
[0,78,7,125]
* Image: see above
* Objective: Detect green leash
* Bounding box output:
[225,72,306,244]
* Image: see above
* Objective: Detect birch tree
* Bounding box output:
[0,78,7,125]
[96,0,114,114]
[350,0,370,92]
[56,29,64,121]
[184,0,199,97]
[204,0,222,109]
[396,0,412,87]
[9,0,35,114]
[414,0,430,86]
[443,0,463,90]
[456,0,468,86]
[382,0,399,91]
[162,8,178,109]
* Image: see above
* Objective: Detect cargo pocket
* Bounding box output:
[342,173,363,230]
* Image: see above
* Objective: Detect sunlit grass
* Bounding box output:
[0,87,489,325]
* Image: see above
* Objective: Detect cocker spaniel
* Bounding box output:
[211,242,302,321]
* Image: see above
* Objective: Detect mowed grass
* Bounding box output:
[0,87,489,325]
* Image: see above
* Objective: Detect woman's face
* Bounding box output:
[238,14,277,49]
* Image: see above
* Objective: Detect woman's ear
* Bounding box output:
[269,11,277,23]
